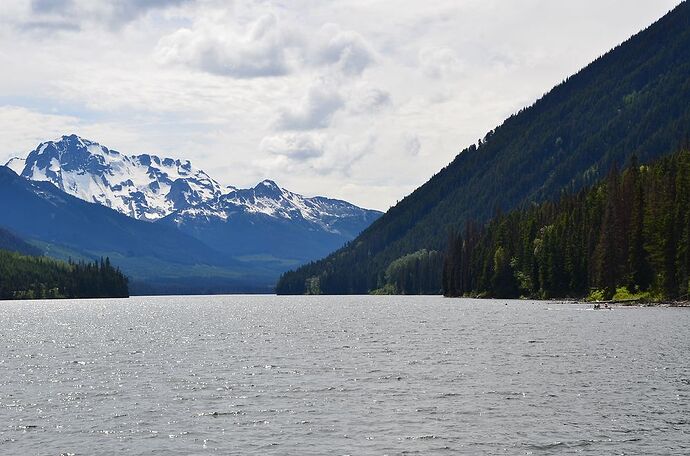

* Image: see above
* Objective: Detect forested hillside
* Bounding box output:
[0,251,129,299]
[277,2,690,295]
[444,150,690,301]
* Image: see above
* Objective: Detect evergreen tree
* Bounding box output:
[442,149,690,301]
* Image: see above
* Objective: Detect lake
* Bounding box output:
[0,295,688,455]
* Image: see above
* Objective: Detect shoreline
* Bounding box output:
[449,296,690,308]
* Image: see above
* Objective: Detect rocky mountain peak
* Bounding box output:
[11,135,222,221]
[8,135,382,235]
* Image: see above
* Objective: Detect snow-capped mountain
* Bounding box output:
[170,179,379,236]
[9,135,224,221]
[7,134,381,244]
[161,178,382,260]
[0,165,257,295]
[2,134,381,292]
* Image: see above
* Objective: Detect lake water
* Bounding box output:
[0,295,688,455]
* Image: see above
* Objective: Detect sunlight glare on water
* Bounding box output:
[0,295,688,455]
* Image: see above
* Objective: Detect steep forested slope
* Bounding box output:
[444,151,690,301]
[277,1,690,295]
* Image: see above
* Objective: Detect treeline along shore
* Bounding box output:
[0,251,129,300]
[443,150,690,303]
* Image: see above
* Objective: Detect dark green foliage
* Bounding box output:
[443,150,690,301]
[378,249,443,295]
[0,251,129,300]
[276,2,690,295]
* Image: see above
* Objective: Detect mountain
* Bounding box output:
[0,166,268,294]
[162,179,381,263]
[0,226,42,256]
[4,135,381,292]
[9,135,380,249]
[13,134,226,221]
[276,1,690,295]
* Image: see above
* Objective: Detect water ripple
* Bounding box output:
[0,295,688,455]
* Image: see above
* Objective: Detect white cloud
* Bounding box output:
[0,0,684,209]
[5,0,195,32]
[0,106,138,167]
[348,87,392,114]
[155,11,379,80]
[259,132,372,176]
[0,107,81,161]
[274,82,344,130]
[260,132,325,161]
[314,24,377,76]
[419,47,462,79]
[156,13,294,78]
[31,0,193,26]
[404,135,421,157]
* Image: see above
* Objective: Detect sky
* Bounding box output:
[0,0,683,210]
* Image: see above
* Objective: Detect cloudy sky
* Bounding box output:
[0,0,682,210]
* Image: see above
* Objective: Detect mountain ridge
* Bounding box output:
[8,134,381,234]
[2,136,382,293]
[276,0,690,295]
[0,164,278,293]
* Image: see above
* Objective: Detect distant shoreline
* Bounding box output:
[441,296,690,308]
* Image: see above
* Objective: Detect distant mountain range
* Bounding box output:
[276,1,690,295]
[1,135,381,293]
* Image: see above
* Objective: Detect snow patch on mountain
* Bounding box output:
[8,135,381,234]
[168,178,378,234]
[5,157,26,175]
[11,134,226,221]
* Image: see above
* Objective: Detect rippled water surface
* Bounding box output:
[1,295,689,455]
